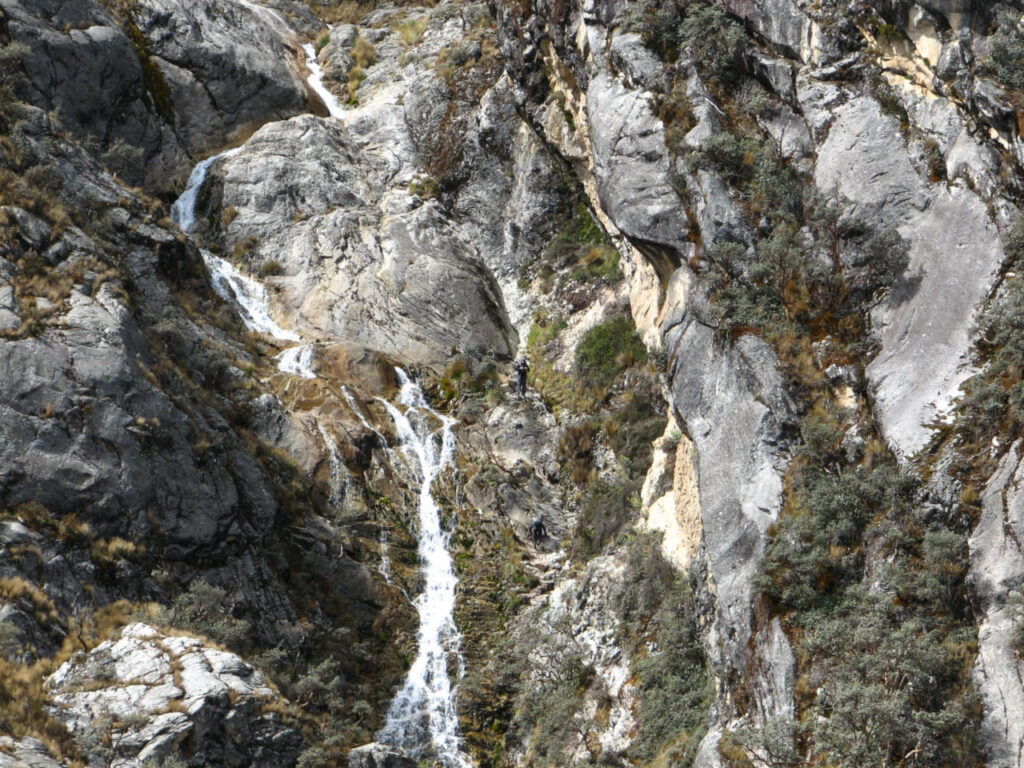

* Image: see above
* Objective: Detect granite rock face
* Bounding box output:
[3,0,309,193]
[971,443,1024,768]
[207,114,517,367]
[808,88,1003,457]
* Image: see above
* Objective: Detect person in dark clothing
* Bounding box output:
[529,517,546,546]
[514,357,530,396]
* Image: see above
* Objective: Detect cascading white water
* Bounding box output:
[378,369,472,768]
[277,344,317,377]
[379,528,394,584]
[302,42,346,118]
[169,148,300,343]
[342,385,391,449]
[317,421,348,507]
[202,253,301,341]
[170,147,242,234]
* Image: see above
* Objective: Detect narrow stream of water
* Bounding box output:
[302,41,346,118]
[377,369,471,768]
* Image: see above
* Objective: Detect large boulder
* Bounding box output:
[47,623,302,767]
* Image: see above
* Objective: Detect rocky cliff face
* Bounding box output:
[2,0,1024,766]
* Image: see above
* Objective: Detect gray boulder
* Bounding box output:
[47,623,302,768]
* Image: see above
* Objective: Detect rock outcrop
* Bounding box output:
[971,442,1024,768]
[47,623,302,767]
[3,0,310,193]
[202,46,520,366]
[806,84,1004,457]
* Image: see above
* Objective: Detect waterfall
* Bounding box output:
[169,147,242,234]
[170,149,300,343]
[277,344,317,377]
[342,385,390,447]
[303,42,346,118]
[378,369,472,768]
[201,251,300,341]
[316,421,348,507]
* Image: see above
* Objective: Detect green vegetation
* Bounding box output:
[435,355,503,406]
[0,41,30,127]
[539,202,622,286]
[619,0,746,86]
[526,311,567,350]
[571,245,620,282]
[408,173,439,199]
[957,219,1024,447]
[744,400,981,767]
[621,538,712,766]
[491,535,710,768]
[983,11,1024,91]
[576,316,647,389]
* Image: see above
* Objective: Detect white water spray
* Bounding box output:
[202,252,300,341]
[342,385,390,449]
[317,421,348,507]
[170,149,300,342]
[170,147,242,233]
[303,42,346,118]
[277,344,317,377]
[378,370,472,768]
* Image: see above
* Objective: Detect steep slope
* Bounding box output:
[3,0,1024,767]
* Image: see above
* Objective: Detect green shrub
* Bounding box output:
[615,535,713,765]
[619,0,746,85]
[547,202,605,263]
[958,277,1024,442]
[572,245,621,282]
[526,311,567,350]
[985,26,1024,90]
[257,259,283,278]
[161,580,253,652]
[571,477,639,558]
[628,584,712,765]
[575,316,647,388]
[803,587,980,768]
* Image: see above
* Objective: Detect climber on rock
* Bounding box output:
[514,356,530,397]
[529,517,546,546]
